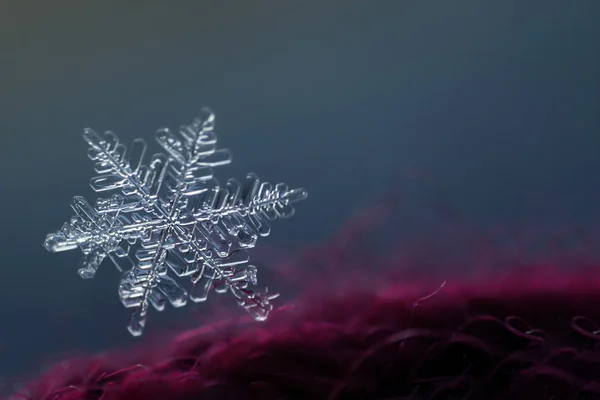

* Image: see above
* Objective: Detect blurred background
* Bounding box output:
[0,0,599,381]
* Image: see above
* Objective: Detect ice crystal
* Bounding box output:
[44,108,307,336]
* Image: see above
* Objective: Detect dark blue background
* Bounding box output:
[0,0,599,380]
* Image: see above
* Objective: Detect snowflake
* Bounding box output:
[43,108,307,336]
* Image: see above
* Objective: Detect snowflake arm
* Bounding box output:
[44,108,307,336]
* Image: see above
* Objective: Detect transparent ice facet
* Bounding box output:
[44,107,307,336]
